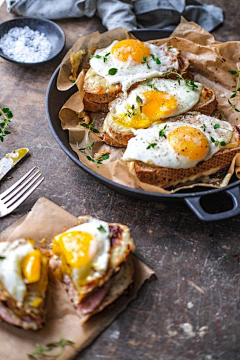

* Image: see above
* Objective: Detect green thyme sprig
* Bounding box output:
[163,71,198,91]
[211,137,226,147]
[98,225,106,232]
[28,339,74,359]
[125,104,136,118]
[146,143,157,149]
[228,69,240,112]
[89,53,110,63]
[78,142,95,151]
[86,154,110,168]
[151,53,161,64]
[0,107,13,142]
[159,124,167,139]
[79,122,100,133]
[141,56,150,69]
[147,82,160,91]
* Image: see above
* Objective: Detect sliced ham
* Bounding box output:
[0,301,41,330]
[78,281,111,315]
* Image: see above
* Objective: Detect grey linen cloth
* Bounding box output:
[6,0,223,32]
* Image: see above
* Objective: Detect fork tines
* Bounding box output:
[0,167,44,217]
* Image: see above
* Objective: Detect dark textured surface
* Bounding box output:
[1,1,240,359]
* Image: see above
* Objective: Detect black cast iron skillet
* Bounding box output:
[45,29,240,222]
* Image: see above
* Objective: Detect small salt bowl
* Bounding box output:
[0,17,65,65]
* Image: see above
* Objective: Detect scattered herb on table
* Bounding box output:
[28,338,75,359]
[228,69,240,112]
[0,107,13,142]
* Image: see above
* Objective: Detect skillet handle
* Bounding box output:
[184,186,240,221]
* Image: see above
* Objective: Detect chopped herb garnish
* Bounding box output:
[28,339,75,359]
[211,137,226,147]
[228,69,240,112]
[97,225,106,233]
[86,154,109,168]
[159,124,167,139]
[89,54,101,59]
[0,256,5,260]
[80,122,100,133]
[71,80,75,83]
[108,68,118,75]
[136,95,143,104]
[213,124,220,129]
[0,107,13,142]
[125,104,136,118]
[151,53,161,64]
[163,70,198,91]
[146,143,157,149]
[103,52,110,63]
[147,82,159,92]
[141,56,150,69]
[78,142,95,151]
[201,124,206,132]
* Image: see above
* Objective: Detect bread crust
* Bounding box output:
[102,86,218,148]
[134,146,240,188]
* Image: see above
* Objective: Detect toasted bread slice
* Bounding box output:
[101,86,218,148]
[134,146,240,188]
[83,95,109,112]
[83,55,190,107]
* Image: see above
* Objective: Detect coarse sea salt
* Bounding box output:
[0,26,52,63]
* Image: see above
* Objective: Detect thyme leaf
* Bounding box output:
[159,124,167,139]
[97,225,106,232]
[108,68,118,75]
[151,53,161,64]
[0,256,6,260]
[28,338,75,359]
[146,143,157,149]
[0,107,13,142]
[86,154,109,168]
[80,122,100,133]
[78,142,95,151]
[201,124,206,132]
[141,56,150,69]
[228,69,240,112]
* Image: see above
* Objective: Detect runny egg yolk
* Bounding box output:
[53,231,94,268]
[111,39,150,63]
[22,249,41,284]
[168,126,209,160]
[142,91,178,121]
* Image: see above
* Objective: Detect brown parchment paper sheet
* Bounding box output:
[57,21,240,194]
[0,197,154,360]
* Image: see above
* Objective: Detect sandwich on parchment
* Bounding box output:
[0,239,49,330]
[122,112,240,189]
[70,39,190,112]
[51,216,135,322]
[101,77,218,147]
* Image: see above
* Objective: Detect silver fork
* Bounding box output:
[0,167,44,217]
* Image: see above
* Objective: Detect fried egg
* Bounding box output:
[90,40,179,92]
[108,78,202,131]
[0,239,42,302]
[122,113,237,169]
[53,218,110,291]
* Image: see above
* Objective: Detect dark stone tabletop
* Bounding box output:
[1,1,240,359]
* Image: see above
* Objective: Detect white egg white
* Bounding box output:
[122,113,234,169]
[65,219,110,288]
[110,78,202,125]
[90,41,179,92]
[0,239,35,303]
